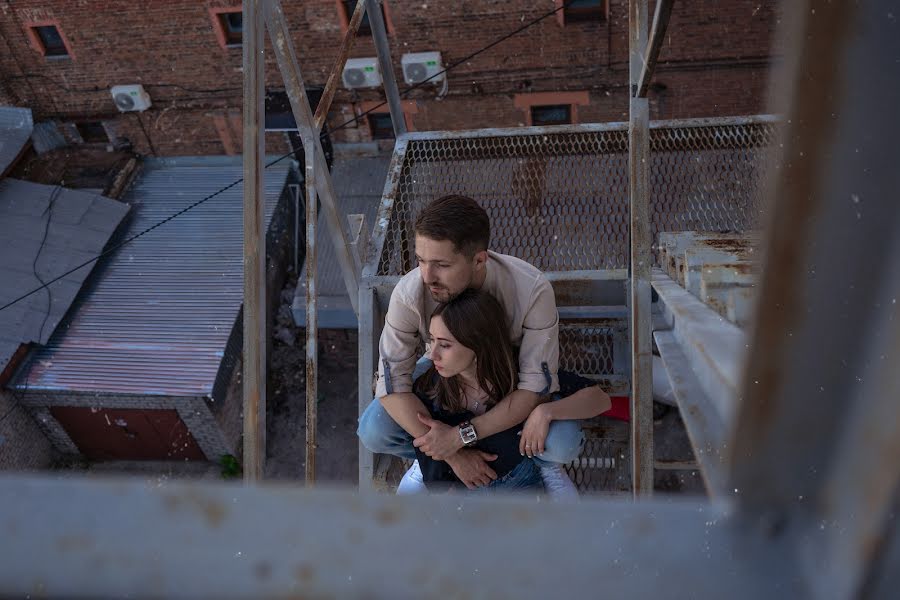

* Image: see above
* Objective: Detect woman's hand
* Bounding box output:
[520,403,553,458]
[413,413,464,460]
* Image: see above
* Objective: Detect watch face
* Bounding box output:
[460,423,477,445]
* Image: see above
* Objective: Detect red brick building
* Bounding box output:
[0,0,780,157]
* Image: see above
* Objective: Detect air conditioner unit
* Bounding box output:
[111,84,152,112]
[342,58,382,89]
[402,51,445,85]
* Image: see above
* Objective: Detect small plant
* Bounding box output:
[219,454,242,479]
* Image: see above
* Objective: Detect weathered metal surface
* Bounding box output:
[653,330,728,498]
[652,269,745,426]
[265,0,360,316]
[242,0,267,482]
[304,155,318,485]
[365,0,406,138]
[0,474,806,599]
[313,0,367,132]
[0,106,33,177]
[636,0,675,98]
[357,284,380,488]
[374,118,775,276]
[629,94,653,497]
[363,137,408,278]
[0,181,128,379]
[727,1,900,597]
[10,160,289,397]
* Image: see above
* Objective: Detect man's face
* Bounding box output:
[414,235,481,303]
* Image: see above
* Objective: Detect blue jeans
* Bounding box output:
[475,457,544,494]
[357,357,585,464]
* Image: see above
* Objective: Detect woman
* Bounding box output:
[408,288,610,494]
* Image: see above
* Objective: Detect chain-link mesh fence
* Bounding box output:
[376,118,776,275]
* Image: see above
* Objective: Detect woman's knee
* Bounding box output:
[541,420,585,464]
[357,399,392,453]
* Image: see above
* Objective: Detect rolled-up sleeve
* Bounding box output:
[517,278,560,394]
[375,289,421,399]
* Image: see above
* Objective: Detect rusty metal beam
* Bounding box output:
[264,0,360,316]
[304,153,318,485]
[0,474,806,598]
[313,0,367,132]
[628,0,653,498]
[635,0,675,98]
[365,0,407,137]
[241,0,266,482]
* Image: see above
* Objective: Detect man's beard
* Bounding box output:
[428,286,457,303]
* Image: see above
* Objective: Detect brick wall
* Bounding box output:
[0,389,56,470]
[0,0,780,155]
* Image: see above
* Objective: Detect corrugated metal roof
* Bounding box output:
[12,157,294,396]
[0,107,34,176]
[0,179,129,377]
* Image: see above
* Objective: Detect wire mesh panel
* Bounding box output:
[564,421,631,495]
[376,117,776,275]
[559,320,622,379]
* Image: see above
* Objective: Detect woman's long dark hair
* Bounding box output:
[413,289,517,413]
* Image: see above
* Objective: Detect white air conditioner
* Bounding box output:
[401,51,445,85]
[342,58,382,89]
[111,84,152,112]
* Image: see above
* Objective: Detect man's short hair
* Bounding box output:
[414,195,490,256]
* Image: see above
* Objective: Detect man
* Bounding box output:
[357,195,583,490]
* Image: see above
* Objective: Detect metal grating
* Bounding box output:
[376,117,776,275]
[559,320,622,378]
[564,421,631,495]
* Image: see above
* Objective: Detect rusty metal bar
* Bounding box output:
[365,0,407,137]
[313,0,367,132]
[241,0,266,482]
[0,474,807,598]
[636,0,675,98]
[304,152,318,485]
[264,0,360,315]
[628,0,653,498]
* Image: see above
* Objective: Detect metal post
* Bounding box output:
[304,153,318,485]
[628,0,653,497]
[242,0,266,482]
[365,0,407,137]
[314,0,368,132]
[636,0,675,98]
[265,0,361,316]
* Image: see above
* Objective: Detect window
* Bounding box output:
[531,105,572,126]
[219,11,243,46]
[76,122,109,143]
[339,0,391,36]
[368,113,394,139]
[558,0,607,24]
[210,7,243,49]
[26,23,72,58]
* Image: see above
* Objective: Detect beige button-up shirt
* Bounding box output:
[375,251,560,399]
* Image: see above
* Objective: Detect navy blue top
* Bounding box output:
[414,370,597,491]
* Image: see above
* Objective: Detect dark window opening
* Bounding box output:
[368,112,394,139]
[76,121,108,143]
[34,25,68,57]
[531,105,572,126]
[219,11,243,46]
[564,0,606,22]
[343,0,387,36]
[264,89,334,168]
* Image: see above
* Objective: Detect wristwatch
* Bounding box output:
[458,421,478,446]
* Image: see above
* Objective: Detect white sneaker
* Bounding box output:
[540,463,579,501]
[397,459,427,495]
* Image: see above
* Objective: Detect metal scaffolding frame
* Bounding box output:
[1,0,898,597]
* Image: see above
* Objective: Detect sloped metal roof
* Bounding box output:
[0,179,129,378]
[12,157,294,397]
[0,107,33,177]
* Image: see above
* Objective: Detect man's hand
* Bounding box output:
[412,413,464,460]
[445,448,499,490]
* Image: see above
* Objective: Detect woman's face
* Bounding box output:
[428,315,476,379]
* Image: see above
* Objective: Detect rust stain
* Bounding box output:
[254,561,272,580]
[295,563,315,584]
[161,492,227,529]
[56,534,93,553]
[374,506,402,526]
